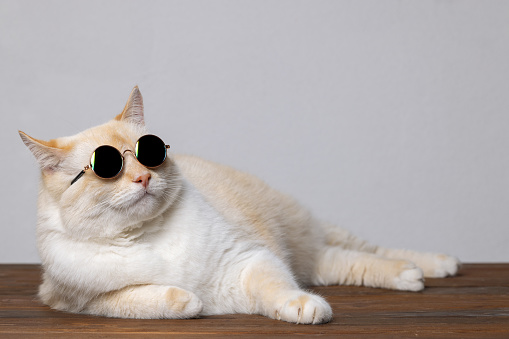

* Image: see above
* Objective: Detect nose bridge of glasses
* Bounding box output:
[122,149,136,158]
[122,148,151,179]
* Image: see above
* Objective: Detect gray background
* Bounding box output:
[1,0,508,263]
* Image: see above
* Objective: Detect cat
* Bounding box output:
[19,86,460,324]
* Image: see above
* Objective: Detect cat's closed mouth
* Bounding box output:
[130,189,152,205]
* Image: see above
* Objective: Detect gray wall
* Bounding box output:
[2,0,508,263]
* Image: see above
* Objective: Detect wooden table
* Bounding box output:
[1,264,508,338]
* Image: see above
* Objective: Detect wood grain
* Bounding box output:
[1,264,508,338]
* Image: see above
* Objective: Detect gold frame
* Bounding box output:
[70,135,170,186]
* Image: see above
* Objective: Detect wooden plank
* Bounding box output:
[0,264,508,337]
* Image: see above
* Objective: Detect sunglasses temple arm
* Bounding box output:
[70,166,90,186]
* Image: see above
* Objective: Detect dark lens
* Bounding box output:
[91,146,123,178]
[135,135,167,167]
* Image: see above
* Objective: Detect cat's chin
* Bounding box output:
[121,191,158,213]
[118,189,172,223]
[130,189,152,206]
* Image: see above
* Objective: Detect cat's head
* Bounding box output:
[19,87,181,239]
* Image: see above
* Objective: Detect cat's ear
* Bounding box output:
[115,86,145,126]
[19,131,64,171]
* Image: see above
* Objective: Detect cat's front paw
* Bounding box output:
[165,286,203,318]
[421,254,461,278]
[275,291,332,324]
[393,262,425,291]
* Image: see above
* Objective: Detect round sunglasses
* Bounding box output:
[71,134,170,185]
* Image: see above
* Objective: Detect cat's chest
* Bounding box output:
[104,183,251,290]
[137,205,241,288]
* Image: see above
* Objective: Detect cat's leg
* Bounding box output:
[373,247,461,278]
[321,223,460,278]
[82,284,203,319]
[312,246,425,291]
[240,252,333,324]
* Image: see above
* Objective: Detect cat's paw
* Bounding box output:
[165,286,203,318]
[393,262,425,291]
[275,291,333,324]
[421,254,461,278]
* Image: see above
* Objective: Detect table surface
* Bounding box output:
[1,264,508,338]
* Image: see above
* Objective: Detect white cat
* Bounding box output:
[19,87,460,324]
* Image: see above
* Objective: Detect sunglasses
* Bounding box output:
[71,134,170,185]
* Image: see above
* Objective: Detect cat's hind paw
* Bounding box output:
[275,291,333,324]
[422,254,461,278]
[393,263,425,292]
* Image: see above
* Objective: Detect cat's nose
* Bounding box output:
[133,173,151,189]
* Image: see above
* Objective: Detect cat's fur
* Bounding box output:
[19,87,460,324]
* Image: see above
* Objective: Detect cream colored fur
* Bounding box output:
[19,87,460,324]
